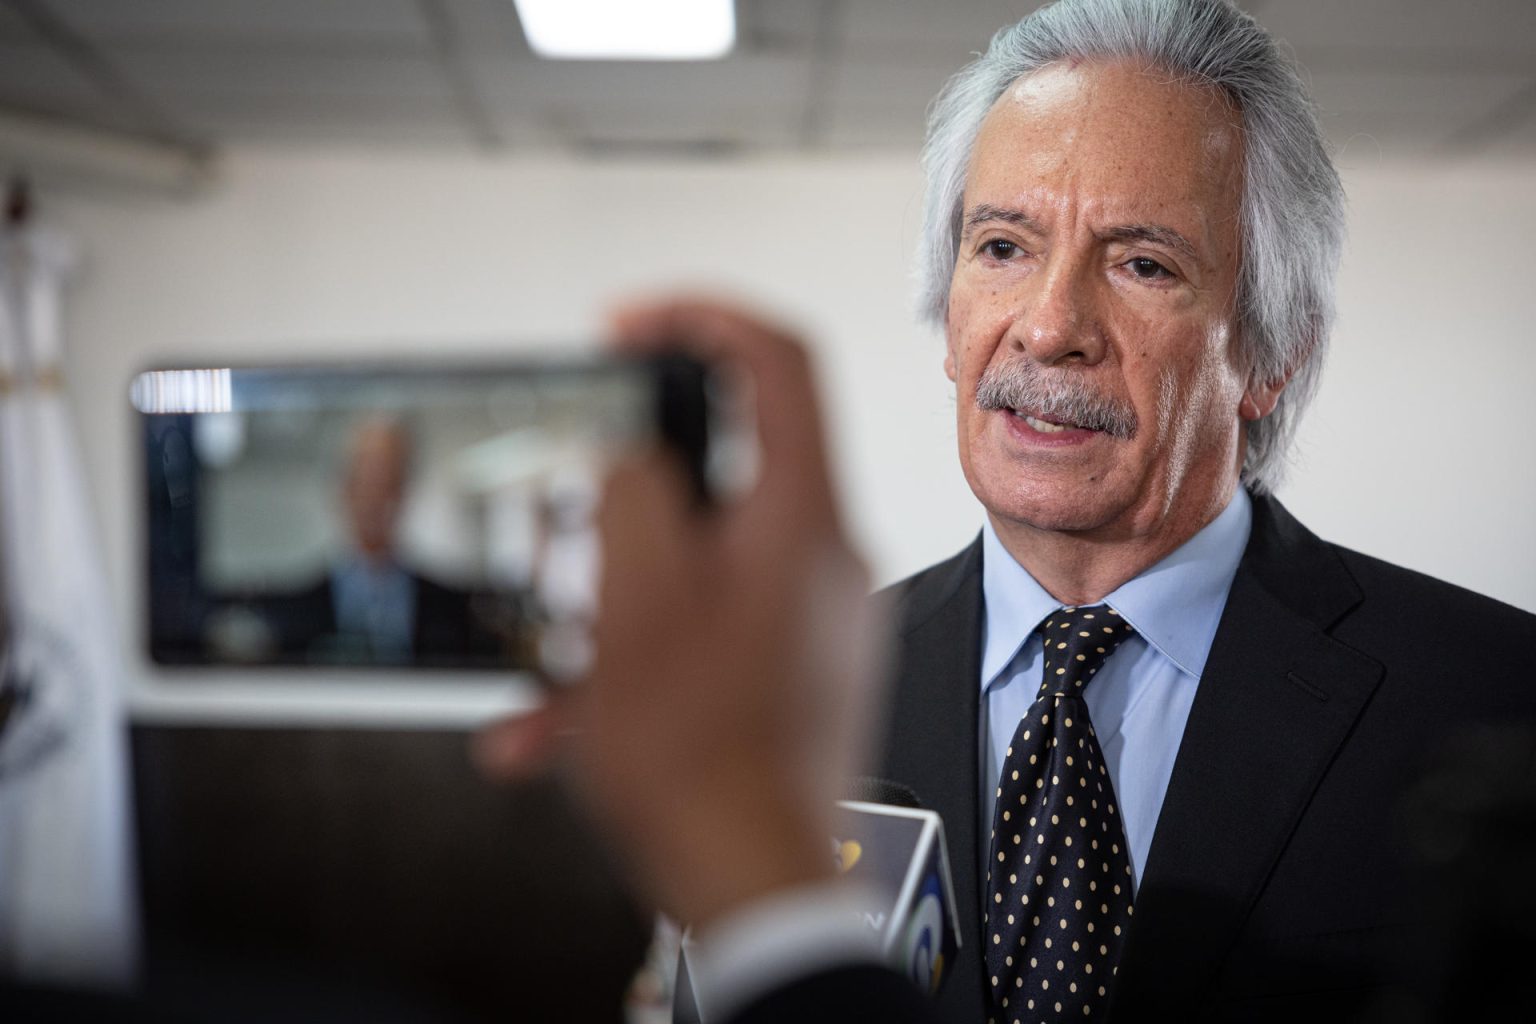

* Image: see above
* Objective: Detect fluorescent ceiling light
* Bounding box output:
[514,0,735,60]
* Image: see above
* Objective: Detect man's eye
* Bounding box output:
[1127,257,1173,280]
[981,239,1019,260]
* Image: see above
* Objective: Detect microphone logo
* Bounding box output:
[831,838,863,872]
[905,875,948,995]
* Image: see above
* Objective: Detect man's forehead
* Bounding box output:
[962,60,1244,253]
[995,59,1241,136]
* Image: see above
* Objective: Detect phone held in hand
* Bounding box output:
[133,352,725,697]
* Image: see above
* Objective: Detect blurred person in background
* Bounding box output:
[256,416,500,666]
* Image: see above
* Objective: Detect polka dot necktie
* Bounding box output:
[985,604,1137,1023]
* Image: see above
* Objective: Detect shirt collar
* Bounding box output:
[980,488,1252,688]
[980,524,1060,686]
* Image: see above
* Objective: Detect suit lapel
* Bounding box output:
[1111,496,1384,1017]
[880,538,988,1023]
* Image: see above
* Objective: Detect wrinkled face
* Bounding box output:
[946,60,1273,540]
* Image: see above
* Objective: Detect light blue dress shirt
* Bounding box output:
[331,556,417,662]
[979,489,1252,895]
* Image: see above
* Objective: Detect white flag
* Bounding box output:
[0,214,138,987]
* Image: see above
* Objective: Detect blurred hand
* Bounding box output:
[475,299,887,929]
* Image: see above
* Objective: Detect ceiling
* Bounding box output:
[1,0,1534,167]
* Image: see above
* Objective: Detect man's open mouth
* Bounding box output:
[1012,409,1087,434]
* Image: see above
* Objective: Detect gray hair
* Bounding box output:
[918,0,1345,493]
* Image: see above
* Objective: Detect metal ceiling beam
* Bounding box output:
[417,0,505,151]
[0,108,214,196]
[1439,78,1536,156]
[1,0,211,159]
[800,0,845,150]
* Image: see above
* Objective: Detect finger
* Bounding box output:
[605,298,841,538]
[591,448,699,667]
[606,296,773,352]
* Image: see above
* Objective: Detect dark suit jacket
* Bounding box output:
[878,493,1536,1022]
[257,570,502,667]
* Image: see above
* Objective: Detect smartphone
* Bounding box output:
[133,353,717,686]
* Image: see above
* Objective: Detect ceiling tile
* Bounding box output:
[0,39,100,110]
[435,0,529,58]
[1476,101,1536,158]
[737,0,823,53]
[217,116,474,149]
[0,5,35,40]
[827,58,953,119]
[1306,67,1535,163]
[819,106,926,150]
[1257,0,1536,57]
[0,40,154,136]
[116,49,449,102]
[1307,68,1532,121]
[464,54,812,149]
[5,0,1533,161]
[494,54,813,108]
[172,91,458,126]
[840,0,1044,49]
[549,104,799,149]
[48,0,427,43]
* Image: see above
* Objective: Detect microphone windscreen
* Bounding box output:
[844,776,923,809]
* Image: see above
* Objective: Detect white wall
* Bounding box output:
[1278,160,1536,611]
[48,148,1536,713]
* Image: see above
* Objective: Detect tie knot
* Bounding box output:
[1038,604,1135,697]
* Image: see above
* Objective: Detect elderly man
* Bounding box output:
[479,1,1536,1022]
[876,0,1536,1021]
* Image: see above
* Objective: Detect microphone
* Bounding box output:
[842,775,922,809]
[672,779,962,1024]
[834,778,961,997]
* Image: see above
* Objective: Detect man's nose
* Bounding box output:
[1010,259,1107,367]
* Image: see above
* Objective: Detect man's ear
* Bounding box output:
[1239,372,1289,422]
[943,331,958,383]
[1240,325,1317,422]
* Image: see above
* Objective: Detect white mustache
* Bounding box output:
[974,362,1138,440]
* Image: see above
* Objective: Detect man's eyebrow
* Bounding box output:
[963,207,1202,263]
[1100,224,1200,262]
[962,203,1044,236]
